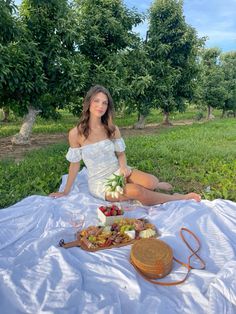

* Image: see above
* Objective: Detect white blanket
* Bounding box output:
[0,168,236,314]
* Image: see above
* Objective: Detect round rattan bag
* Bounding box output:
[130,238,173,279]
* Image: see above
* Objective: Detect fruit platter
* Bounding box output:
[59,218,158,252]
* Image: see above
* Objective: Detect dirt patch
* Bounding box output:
[0,133,68,162]
[0,120,194,162]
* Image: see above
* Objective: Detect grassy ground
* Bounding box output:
[0,107,223,137]
[0,117,235,208]
[126,119,236,200]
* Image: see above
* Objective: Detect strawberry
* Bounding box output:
[99,206,106,212]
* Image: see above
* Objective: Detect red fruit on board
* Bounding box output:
[111,209,117,216]
[99,206,106,212]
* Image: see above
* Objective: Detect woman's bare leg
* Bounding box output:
[127,169,172,191]
[105,183,201,205]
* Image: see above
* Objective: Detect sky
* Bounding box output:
[14,0,236,52]
[126,0,236,52]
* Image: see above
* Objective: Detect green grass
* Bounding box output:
[0,111,79,137]
[126,119,236,199]
[0,118,235,208]
[0,107,223,137]
[115,107,222,127]
[0,143,69,208]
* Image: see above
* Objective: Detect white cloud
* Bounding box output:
[126,0,236,51]
[183,0,236,51]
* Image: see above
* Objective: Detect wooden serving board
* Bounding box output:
[59,218,158,252]
[61,239,137,252]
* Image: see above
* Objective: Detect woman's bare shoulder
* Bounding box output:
[113,125,122,139]
[68,126,83,147]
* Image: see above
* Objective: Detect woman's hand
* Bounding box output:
[119,166,131,178]
[49,191,68,198]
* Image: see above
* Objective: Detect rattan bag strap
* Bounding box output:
[130,227,206,286]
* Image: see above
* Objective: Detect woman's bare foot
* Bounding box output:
[184,192,201,202]
[173,192,201,202]
[156,182,173,191]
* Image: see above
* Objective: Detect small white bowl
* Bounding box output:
[97,207,124,225]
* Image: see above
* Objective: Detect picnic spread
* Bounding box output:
[0,167,236,314]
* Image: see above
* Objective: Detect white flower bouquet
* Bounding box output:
[104,173,125,198]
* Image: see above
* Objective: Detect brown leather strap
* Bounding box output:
[130,228,205,286]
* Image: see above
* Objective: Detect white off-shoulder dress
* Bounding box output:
[66,138,128,200]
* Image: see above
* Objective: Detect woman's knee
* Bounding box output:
[145,174,159,190]
[128,171,159,190]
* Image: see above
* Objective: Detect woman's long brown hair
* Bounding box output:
[77,85,116,139]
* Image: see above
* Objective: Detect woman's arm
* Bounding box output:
[49,127,81,198]
[116,151,131,177]
[114,126,131,178]
[63,161,81,194]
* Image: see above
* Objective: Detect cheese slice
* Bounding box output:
[124,230,136,239]
[139,228,156,238]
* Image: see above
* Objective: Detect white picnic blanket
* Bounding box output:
[0,168,236,314]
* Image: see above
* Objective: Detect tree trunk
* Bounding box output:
[221,108,226,118]
[11,107,41,145]
[134,114,146,129]
[1,107,10,122]
[207,105,215,120]
[119,102,126,117]
[162,112,172,125]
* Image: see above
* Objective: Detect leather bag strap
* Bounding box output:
[130,227,206,286]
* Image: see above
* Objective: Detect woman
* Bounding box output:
[50,85,201,205]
